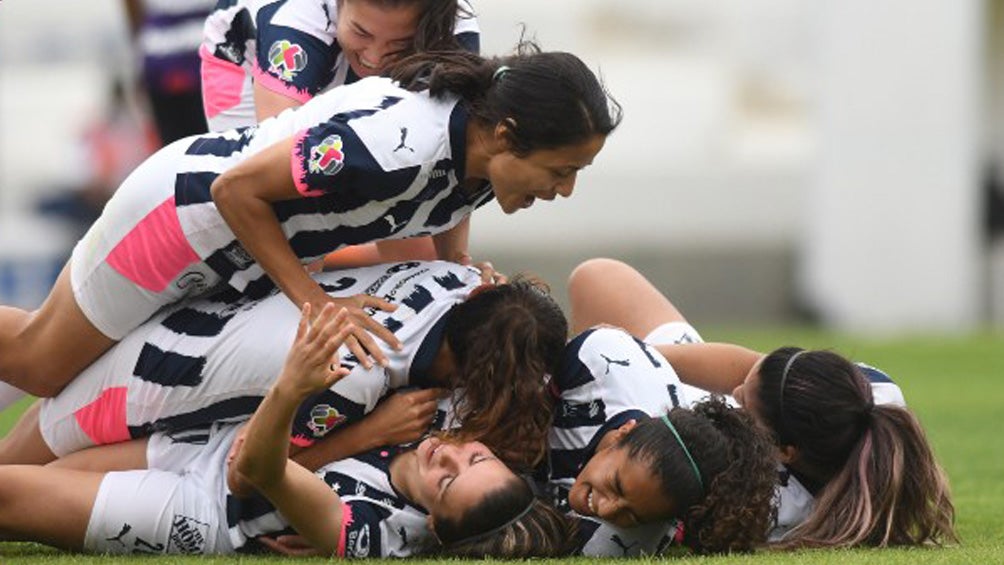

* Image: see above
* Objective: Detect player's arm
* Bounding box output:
[291,388,443,471]
[433,216,472,265]
[229,304,352,555]
[211,137,399,364]
[254,82,303,122]
[655,342,763,394]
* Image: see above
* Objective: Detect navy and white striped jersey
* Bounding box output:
[176,76,493,296]
[545,327,689,556]
[227,443,431,556]
[202,0,480,128]
[38,261,481,456]
[148,423,431,556]
[769,363,906,542]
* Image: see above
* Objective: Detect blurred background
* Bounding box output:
[1,0,1002,333]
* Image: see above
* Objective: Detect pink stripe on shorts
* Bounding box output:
[105,196,201,292]
[74,386,130,445]
[200,44,247,120]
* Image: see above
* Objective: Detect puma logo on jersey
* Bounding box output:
[394,127,415,153]
[600,354,631,374]
[610,534,640,556]
[383,214,408,232]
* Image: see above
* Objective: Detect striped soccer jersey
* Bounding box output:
[139,423,431,556]
[175,75,494,297]
[201,0,480,127]
[545,327,690,557]
[39,261,481,456]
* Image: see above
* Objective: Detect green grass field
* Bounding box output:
[1,327,1002,564]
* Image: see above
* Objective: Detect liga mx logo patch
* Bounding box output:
[309,134,345,175]
[268,40,307,80]
[308,404,347,437]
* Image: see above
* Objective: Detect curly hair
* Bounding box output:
[759,347,958,548]
[442,276,568,470]
[620,397,777,554]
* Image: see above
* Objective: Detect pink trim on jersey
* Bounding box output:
[337,502,354,557]
[251,59,313,104]
[74,386,130,445]
[291,129,325,197]
[106,196,201,292]
[290,433,315,448]
[200,44,247,119]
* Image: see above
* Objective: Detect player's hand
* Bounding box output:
[367,388,446,447]
[473,260,507,285]
[316,294,401,370]
[277,303,353,399]
[257,534,322,557]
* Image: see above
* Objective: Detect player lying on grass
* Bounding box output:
[538,324,777,557]
[0,261,566,472]
[567,257,958,548]
[0,304,575,557]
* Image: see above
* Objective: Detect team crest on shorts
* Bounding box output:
[308,404,347,436]
[168,514,209,554]
[309,135,346,175]
[268,40,307,80]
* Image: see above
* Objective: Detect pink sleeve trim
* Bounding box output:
[290,129,325,197]
[251,59,313,104]
[289,433,315,448]
[336,502,354,557]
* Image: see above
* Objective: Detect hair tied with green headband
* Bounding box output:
[492,65,511,82]
[660,414,704,493]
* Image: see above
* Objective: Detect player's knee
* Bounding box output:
[568,258,622,295]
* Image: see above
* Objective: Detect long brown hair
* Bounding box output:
[759,347,958,547]
[443,276,568,470]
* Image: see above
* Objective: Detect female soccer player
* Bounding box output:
[0,304,574,557]
[202,0,481,265]
[0,42,620,402]
[543,326,777,556]
[565,257,958,548]
[201,0,479,131]
[0,261,566,472]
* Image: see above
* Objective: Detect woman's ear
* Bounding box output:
[778,444,799,465]
[493,118,518,149]
[596,419,638,452]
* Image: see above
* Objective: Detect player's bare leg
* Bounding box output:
[567,258,688,336]
[0,465,103,549]
[0,402,57,465]
[0,265,116,397]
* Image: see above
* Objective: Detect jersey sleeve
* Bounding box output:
[556,328,686,420]
[289,365,388,447]
[253,3,338,102]
[454,0,480,53]
[337,501,389,557]
[290,118,420,200]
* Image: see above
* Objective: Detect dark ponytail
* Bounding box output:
[388,40,622,155]
[759,347,958,547]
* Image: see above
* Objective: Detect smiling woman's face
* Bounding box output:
[412,436,514,521]
[568,444,676,528]
[336,0,421,77]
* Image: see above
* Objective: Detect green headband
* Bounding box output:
[661,414,704,494]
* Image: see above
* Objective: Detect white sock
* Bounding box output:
[0,381,28,412]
